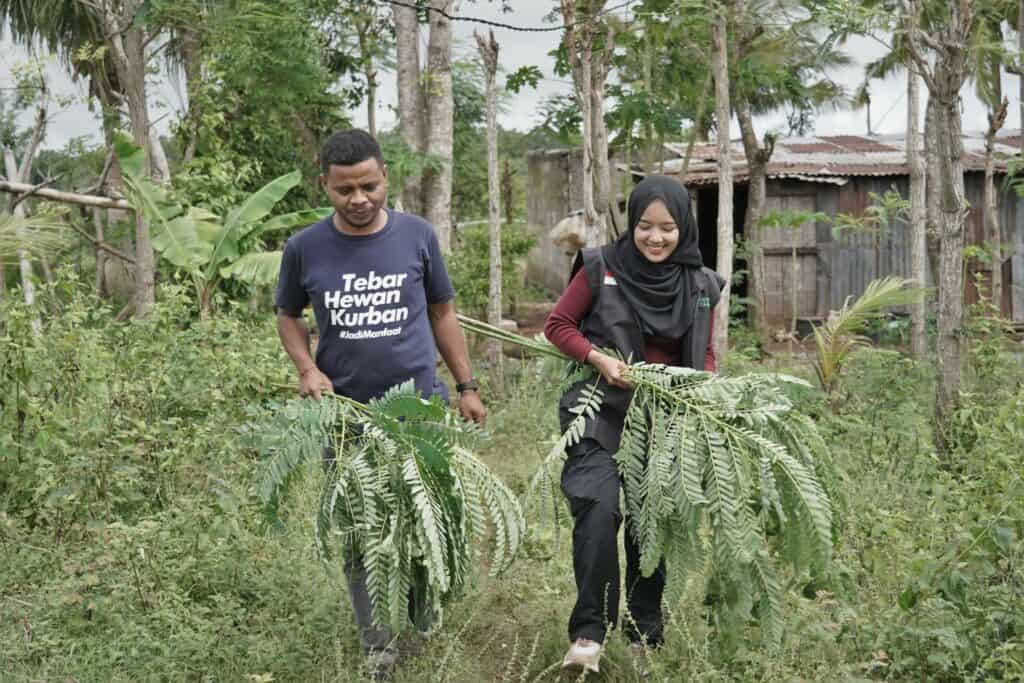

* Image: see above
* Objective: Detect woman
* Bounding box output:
[543,175,724,675]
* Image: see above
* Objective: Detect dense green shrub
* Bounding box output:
[446,222,537,318]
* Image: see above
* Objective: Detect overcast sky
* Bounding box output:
[1,0,1019,153]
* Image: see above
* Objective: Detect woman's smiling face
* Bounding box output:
[633,200,679,263]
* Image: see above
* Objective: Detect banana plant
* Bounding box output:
[113,133,330,316]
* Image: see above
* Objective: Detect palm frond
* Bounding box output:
[812,277,923,398]
[0,211,70,264]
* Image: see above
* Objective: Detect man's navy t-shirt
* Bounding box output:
[275,211,455,404]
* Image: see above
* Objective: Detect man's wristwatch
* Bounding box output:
[455,380,479,394]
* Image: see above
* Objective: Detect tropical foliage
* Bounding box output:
[113,133,329,315]
[811,276,923,403]
[0,210,69,264]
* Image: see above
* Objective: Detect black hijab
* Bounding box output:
[600,175,704,338]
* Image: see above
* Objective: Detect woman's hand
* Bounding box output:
[586,350,632,389]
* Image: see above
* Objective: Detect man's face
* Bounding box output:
[320,158,388,231]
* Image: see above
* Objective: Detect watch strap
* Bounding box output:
[455,380,479,393]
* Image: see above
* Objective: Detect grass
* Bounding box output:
[2,296,1022,681]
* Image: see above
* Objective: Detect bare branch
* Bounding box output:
[0,180,134,211]
[904,4,939,95]
[68,222,137,264]
[79,149,117,195]
[17,80,49,181]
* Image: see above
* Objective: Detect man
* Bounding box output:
[275,129,486,671]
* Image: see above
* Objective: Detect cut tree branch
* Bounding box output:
[0,180,134,211]
[10,177,59,212]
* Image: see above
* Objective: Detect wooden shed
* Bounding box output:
[525,132,1024,325]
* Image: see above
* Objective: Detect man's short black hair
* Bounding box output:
[320,129,384,174]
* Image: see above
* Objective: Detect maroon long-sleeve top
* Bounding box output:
[544,269,717,372]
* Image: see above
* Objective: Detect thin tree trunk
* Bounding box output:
[501,158,515,226]
[357,22,378,138]
[984,98,1008,311]
[93,208,108,297]
[422,0,456,252]
[180,26,203,165]
[591,22,617,238]
[790,242,798,353]
[365,61,377,138]
[4,148,41,334]
[476,30,503,385]
[39,257,53,285]
[393,0,423,216]
[643,39,655,171]
[736,101,771,335]
[925,95,941,288]
[908,55,928,359]
[680,70,713,178]
[3,81,47,334]
[710,0,733,357]
[934,101,968,451]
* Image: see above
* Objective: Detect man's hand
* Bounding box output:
[299,366,333,400]
[457,390,487,426]
[587,349,632,389]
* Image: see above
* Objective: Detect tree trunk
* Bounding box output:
[925,95,941,288]
[736,101,770,335]
[476,30,503,385]
[680,71,713,179]
[905,0,975,453]
[365,60,378,138]
[3,82,47,334]
[591,23,618,238]
[93,208,108,298]
[422,0,456,252]
[392,1,423,216]
[3,148,41,334]
[710,0,733,358]
[934,100,967,451]
[790,242,798,353]
[643,39,656,171]
[180,26,203,165]
[107,2,156,316]
[908,57,928,359]
[501,158,515,226]
[357,22,378,138]
[984,98,1008,311]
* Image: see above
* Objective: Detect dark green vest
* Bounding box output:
[557,248,725,453]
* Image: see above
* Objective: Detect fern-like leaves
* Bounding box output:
[604,365,834,645]
[248,381,524,633]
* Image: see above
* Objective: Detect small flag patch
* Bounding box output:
[603,271,617,286]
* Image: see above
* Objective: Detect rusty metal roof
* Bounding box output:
[644,131,1021,185]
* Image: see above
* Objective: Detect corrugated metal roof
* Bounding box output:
[646,130,1021,185]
